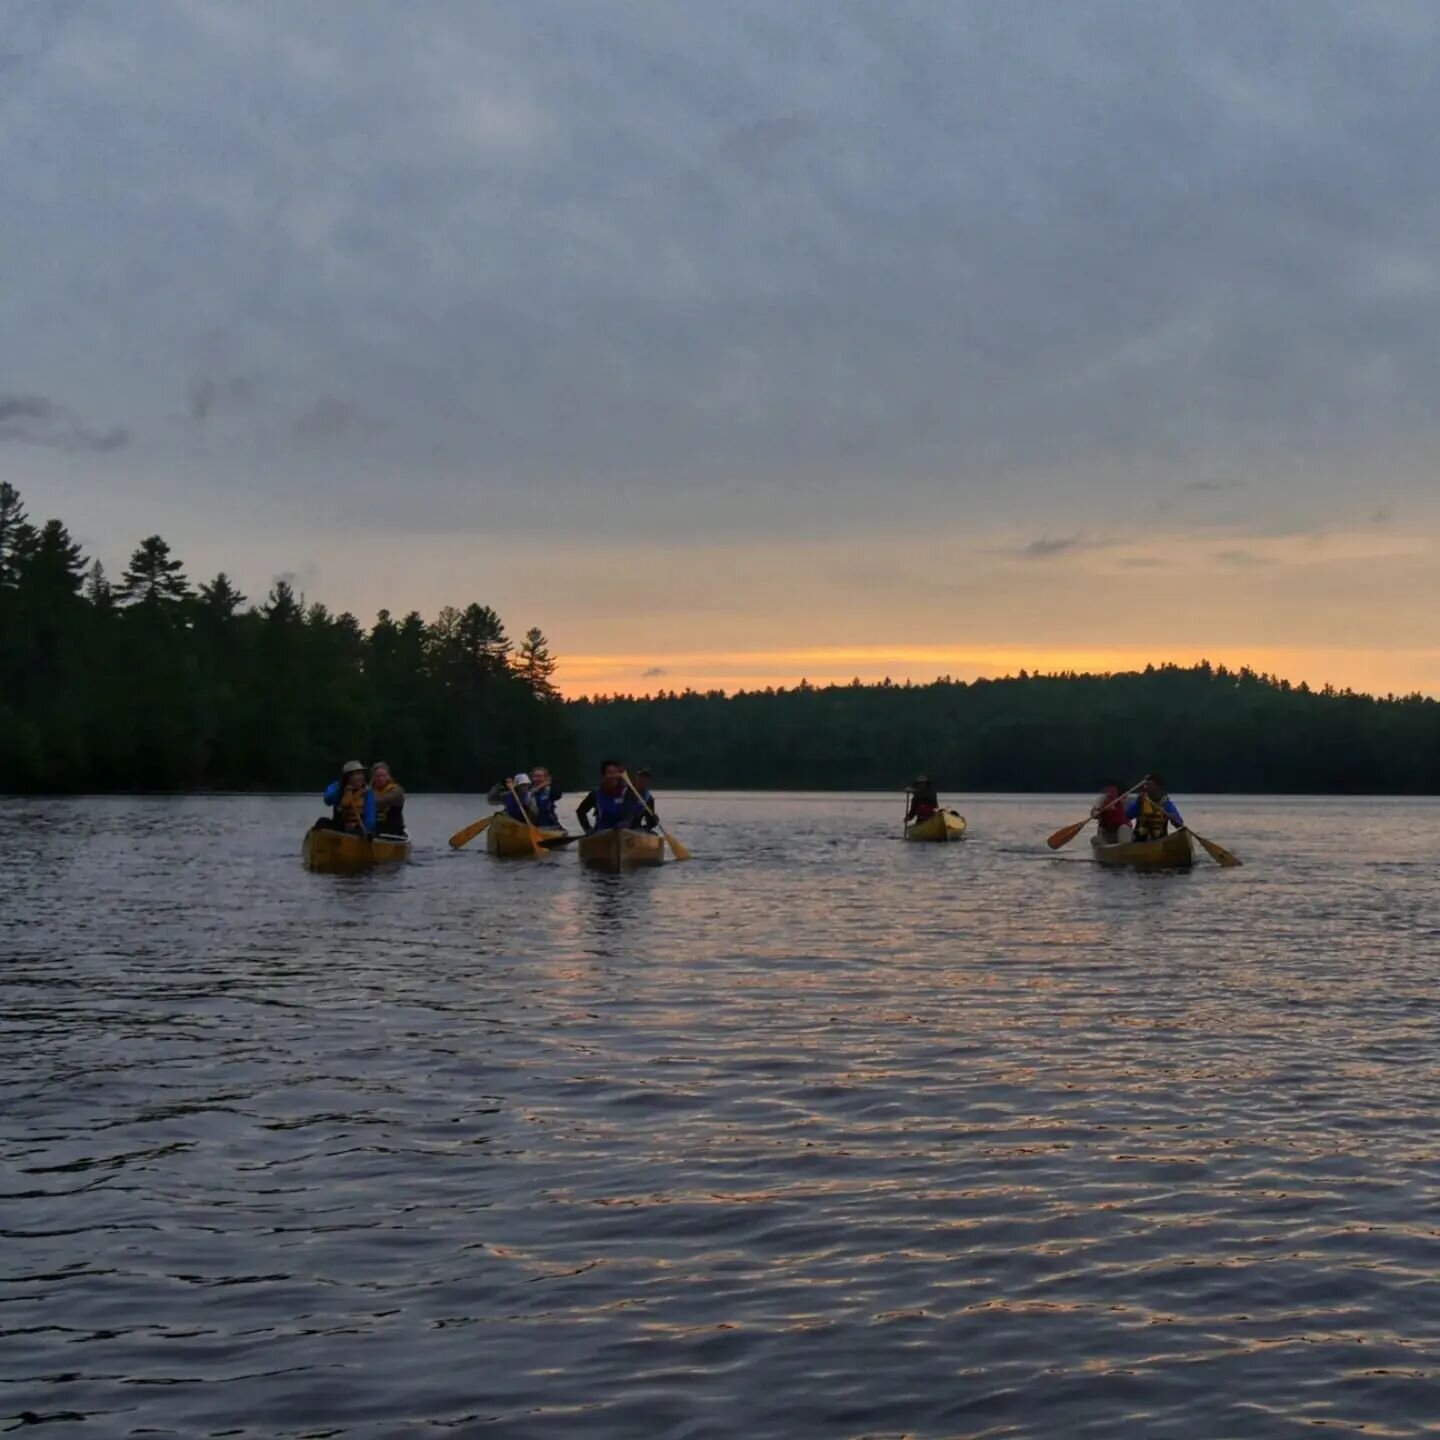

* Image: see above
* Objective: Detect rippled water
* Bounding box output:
[5,793,1440,1438]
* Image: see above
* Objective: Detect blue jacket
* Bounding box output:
[580,784,640,832]
[323,780,376,833]
[502,790,535,824]
[531,784,562,828]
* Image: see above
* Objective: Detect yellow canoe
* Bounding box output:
[302,826,411,873]
[1091,829,1193,869]
[485,812,568,858]
[578,827,665,871]
[904,809,967,843]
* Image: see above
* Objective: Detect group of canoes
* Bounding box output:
[303,758,681,873]
[303,765,1239,875]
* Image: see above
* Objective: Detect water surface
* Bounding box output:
[5,793,1440,1437]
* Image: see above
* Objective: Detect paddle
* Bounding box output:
[623,771,691,861]
[1183,828,1242,867]
[538,833,577,849]
[1046,778,1146,850]
[448,815,494,849]
[507,780,548,859]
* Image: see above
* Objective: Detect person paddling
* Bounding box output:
[322,760,375,834]
[369,761,406,837]
[1092,779,1131,844]
[1125,774,1184,840]
[502,773,540,825]
[633,767,660,832]
[905,776,940,825]
[529,766,563,829]
[577,759,641,833]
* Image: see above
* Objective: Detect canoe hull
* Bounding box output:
[905,809,967,843]
[578,828,665,871]
[485,813,568,858]
[303,826,411,873]
[1091,829,1193,869]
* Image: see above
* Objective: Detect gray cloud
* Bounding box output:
[4,1,1440,542]
[1214,548,1276,568]
[293,396,356,439]
[0,392,128,452]
[640,666,668,678]
[1184,479,1248,494]
[1020,536,1091,559]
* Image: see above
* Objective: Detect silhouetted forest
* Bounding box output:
[0,483,576,792]
[8,481,1440,796]
[571,667,1440,794]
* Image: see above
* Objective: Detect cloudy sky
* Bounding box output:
[4,0,1439,694]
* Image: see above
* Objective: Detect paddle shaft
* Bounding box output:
[623,771,691,861]
[1047,778,1147,849]
[507,780,547,857]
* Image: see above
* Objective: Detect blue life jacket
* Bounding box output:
[532,785,560,828]
[593,784,632,831]
[503,791,534,824]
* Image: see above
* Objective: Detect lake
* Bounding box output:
[5,793,1440,1438]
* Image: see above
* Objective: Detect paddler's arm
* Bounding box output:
[576,790,597,834]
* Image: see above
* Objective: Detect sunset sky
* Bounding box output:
[5,2,1439,697]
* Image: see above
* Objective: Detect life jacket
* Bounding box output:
[593,783,632,830]
[334,786,370,832]
[1097,795,1127,830]
[910,785,938,820]
[532,785,560,828]
[372,782,405,834]
[1134,793,1170,840]
[503,791,536,824]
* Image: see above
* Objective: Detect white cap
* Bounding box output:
[512,772,531,786]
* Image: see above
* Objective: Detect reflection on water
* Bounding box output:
[4,793,1440,1438]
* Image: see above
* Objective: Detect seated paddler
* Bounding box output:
[322,760,376,834]
[577,759,639,833]
[369,760,406,837]
[906,776,940,824]
[528,765,563,829]
[632,767,659,831]
[1091,780,1131,844]
[502,773,541,824]
[1125,774,1184,840]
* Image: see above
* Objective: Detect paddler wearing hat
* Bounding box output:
[501,772,540,825]
[322,759,377,834]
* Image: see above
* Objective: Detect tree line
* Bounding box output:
[569,665,1440,794]
[8,479,1439,795]
[0,483,577,792]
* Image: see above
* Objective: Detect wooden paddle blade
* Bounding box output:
[538,833,577,849]
[1046,818,1090,850]
[449,816,493,848]
[662,826,692,862]
[1193,831,1242,867]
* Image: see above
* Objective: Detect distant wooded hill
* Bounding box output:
[567,665,1440,793]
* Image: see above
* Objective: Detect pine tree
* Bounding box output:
[197,572,247,622]
[0,482,37,591]
[84,560,114,613]
[261,578,301,624]
[22,519,87,600]
[118,534,191,607]
[457,603,511,672]
[516,626,558,698]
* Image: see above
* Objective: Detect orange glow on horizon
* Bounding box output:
[554,644,1440,701]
